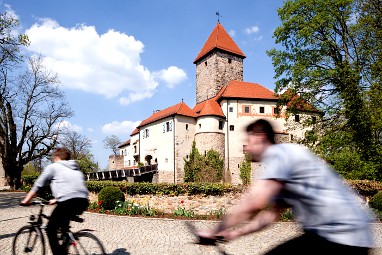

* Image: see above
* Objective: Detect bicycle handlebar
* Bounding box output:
[20,199,50,206]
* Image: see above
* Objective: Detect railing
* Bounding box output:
[86,164,158,181]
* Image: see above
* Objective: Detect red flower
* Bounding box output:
[98,200,102,206]
[180,200,184,204]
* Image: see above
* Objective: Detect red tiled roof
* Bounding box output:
[194,23,246,63]
[216,80,277,101]
[118,139,130,148]
[282,90,321,113]
[130,128,139,136]
[137,101,196,128]
[193,98,225,118]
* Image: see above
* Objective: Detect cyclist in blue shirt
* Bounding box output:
[197,119,374,255]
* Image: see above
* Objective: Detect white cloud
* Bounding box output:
[254,36,263,41]
[244,26,260,35]
[55,120,83,133]
[228,29,236,37]
[101,120,141,136]
[154,66,187,88]
[24,18,185,104]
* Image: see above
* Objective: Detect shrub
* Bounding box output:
[98,186,125,210]
[184,141,224,183]
[369,191,382,212]
[240,154,252,185]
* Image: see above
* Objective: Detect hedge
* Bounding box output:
[20,175,381,197]
[85,181,244,196]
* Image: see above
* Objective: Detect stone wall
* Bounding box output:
[195,52,243,104]
[195,132,225,157]
[153,170,175,184]
[108,155,124,170]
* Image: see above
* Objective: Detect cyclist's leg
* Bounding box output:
[265,232,369,255]
[47,201,71,255]
[264,234,308,255]
[71,197,89,216]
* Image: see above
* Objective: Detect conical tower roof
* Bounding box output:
[194,23,246,63]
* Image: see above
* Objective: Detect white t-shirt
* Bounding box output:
[259,144,374,247]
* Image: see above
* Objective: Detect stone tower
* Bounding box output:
[194,22,246,104]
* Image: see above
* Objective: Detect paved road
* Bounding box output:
[1,192,381,255]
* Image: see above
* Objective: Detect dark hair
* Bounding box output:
[246,119,276,144]
[52,147,71,160]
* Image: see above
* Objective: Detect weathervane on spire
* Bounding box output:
[216,11,222,23]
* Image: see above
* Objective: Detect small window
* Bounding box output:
[312,116,317,124]
[229,107,233,112]
[259,107,264,113]
[244,106,250,113]
[186,124,189,130]
[230,125,235,131]
[134,146,137,153]
[166,122,170,132]
[295,114,300,122]
[199,124,201,129]
[274,107,279,114]
[165,158,168,163]
[128,160,131,166]
[228,58,232,64]
[290,134,294,141]
[205,61,207,66]
[243,145,247,153]
[219,121,224,130]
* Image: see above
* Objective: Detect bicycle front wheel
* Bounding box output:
[68,231,106,255]
[12,225,45,255]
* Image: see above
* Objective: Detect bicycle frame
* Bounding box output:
[14,199,106,255]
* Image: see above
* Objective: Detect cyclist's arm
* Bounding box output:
[21,190,37,204]
[219,205,283,241]
[213,179,283,235]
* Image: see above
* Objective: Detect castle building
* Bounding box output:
[111,22,320,184]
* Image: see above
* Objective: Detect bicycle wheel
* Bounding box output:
[12,225,45,255]
[67,231,106,255]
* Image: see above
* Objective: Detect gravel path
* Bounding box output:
[1,192,381,255]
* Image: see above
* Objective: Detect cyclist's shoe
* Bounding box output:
[185,221,218,245]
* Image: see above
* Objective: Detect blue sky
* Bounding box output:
[1,1,284,169]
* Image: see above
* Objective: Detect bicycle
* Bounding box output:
[12,199,106,255]
[185,221,231,255]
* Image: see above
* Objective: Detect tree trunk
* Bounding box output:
[4,163,23,190]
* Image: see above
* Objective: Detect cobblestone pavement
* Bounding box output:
[1,192,381,255]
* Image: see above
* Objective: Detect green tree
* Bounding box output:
[184,141,201,182]
[184,141,224,183]
[240,154,252,185]
[267,0,382,180]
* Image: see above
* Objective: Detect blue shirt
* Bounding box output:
[259,144,374,247]
[32,160,89,202]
